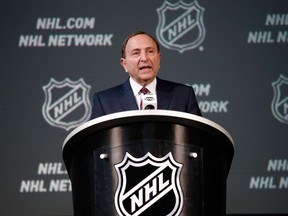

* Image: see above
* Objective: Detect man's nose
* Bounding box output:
[140,52,148,62]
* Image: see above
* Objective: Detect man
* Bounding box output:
[90,31,201,119]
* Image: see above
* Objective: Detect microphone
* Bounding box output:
[141,94,157,110]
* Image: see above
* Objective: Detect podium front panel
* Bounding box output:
[93,139,204,216]
[63,111,234,216]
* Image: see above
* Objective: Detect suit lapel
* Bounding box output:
[117,78,172,110]
[156,78,172,109]
[119,79,138,111]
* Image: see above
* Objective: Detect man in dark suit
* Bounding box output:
[91,31,201,119]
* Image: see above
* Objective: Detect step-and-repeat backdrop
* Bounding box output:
[1,0,287,215]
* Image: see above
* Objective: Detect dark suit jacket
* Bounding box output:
[90,77,201,119]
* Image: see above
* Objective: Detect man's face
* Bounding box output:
[120,34,161,86]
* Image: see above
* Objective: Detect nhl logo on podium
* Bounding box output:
[156,0,205,53]
[114,152,183,216]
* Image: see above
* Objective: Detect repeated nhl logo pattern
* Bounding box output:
[42,78,91,130]
[156,0,206,53]
[271,74,288,124]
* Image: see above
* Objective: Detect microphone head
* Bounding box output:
[144,105,155,110]
[141,94,157,110]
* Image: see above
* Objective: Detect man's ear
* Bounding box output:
[120,58,128,72]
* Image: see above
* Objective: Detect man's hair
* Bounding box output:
[121,31,160,58]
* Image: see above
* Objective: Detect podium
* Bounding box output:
[63,110,234,216]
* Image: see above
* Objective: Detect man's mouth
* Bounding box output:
[139,66,152,70]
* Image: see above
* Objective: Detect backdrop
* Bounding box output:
[1,0,288,215]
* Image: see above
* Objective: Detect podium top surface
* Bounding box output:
[63,110,234,150]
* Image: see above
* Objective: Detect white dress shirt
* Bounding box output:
[129,77,157,109]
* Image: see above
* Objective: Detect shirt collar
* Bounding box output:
[129,77,157,96]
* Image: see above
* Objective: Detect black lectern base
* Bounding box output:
[63,110,234,216]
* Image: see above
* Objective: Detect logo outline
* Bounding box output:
[156,0,206,53]
[42,78,91,130]
[114,152,184,216]
[271,74,288,124]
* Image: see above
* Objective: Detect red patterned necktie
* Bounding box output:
[139,87,149,109]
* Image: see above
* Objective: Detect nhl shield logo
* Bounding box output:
[156,0,206,53]
[271,74,288,124]
[114,152,183,216]
[42,78,91,130]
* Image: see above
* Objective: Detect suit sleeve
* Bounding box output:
[187,87,202,116]
[90,93,105,119]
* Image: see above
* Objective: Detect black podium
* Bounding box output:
[63,110,234,216]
